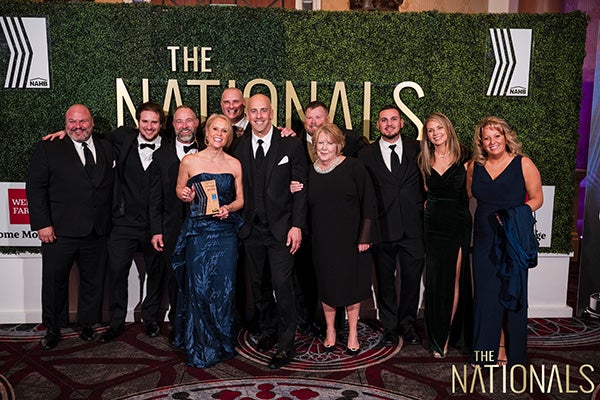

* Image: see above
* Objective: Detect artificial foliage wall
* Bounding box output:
[0,2,587,254]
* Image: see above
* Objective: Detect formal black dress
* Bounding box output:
[171,173,243,368]
[307,157,377,307]
[470,155,528,366]
[423,157,473,356]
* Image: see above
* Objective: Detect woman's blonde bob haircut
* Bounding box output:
[313,123,345,156]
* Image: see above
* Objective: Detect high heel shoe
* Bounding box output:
[323,342,335,352]
[433,351,448,359]
[346,346,361,356]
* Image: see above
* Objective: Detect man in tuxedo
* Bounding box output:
[293,100,367,335]
[149,105,199,344]
[26,104,114,350]
[233,94,308,369]
[100,102,168,343]
[358,105,425,347]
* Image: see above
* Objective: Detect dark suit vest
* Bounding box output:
[115,145,151,227]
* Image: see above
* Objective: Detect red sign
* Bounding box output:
[8,188,30,224]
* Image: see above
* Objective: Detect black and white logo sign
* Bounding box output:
[0,17,50,89]
[487,28,532,97]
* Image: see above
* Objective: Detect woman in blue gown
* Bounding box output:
[467,116,543,367]
[172,113,244,368]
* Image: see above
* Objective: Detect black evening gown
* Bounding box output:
[307,157,377,307]
[171,173,242,368]
[470,155,528,366]
[424,157,473,356]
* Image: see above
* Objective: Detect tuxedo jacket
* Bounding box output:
[300,128,366,161]
[148,139,188,256]
[109,126,167,224]
[234,126,308,242]
[358,136,424,242]
[26,135,114,237]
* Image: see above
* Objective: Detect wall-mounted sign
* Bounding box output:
[0,16,50,89]
[487,28,532,97]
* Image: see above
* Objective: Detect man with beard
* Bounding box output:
[27,104,114,349]
[149,105,199,344]
[100,102,168,342]
[358,105,425,348]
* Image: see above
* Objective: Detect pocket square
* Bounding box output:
[277,155,289,165]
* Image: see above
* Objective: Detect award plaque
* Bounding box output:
[192,179,220,216]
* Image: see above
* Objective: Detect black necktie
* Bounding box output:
[256,139,265,164]
[82,142,95,177]
[183,143,197,153]
[139,143,155,150]
[389,144,400,174]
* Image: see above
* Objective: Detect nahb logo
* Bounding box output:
[0,16,51,89]
[487,28,532,97]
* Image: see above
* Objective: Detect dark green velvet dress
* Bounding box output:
[423,157,473,355]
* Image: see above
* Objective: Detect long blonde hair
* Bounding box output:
[418,112,461,175]
[473,116,522,165]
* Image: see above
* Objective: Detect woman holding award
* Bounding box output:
[173,113,244,368]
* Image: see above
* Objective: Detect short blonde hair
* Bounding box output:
[473,116,522,165]
[313,123,345,156]
[204,113,233,148]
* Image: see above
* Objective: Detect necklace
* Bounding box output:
[435,151,449,158]
[314,156,341,174]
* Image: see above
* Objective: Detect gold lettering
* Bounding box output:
[285,81,305,128]
[329,82,352,130]
[187,79,221,123]
[201,47,212,72]
[163,79,183,116]
[167,46,179,72]
[529,364,546,393]
[510,365,527,394]
[579,364,595,394]
[547,364,563,393]
[451,365,468,393]
[363,81,371,140]
[393,81,424,140]
[470,365,487,393]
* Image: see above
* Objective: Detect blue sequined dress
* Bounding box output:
[171,173,242,368]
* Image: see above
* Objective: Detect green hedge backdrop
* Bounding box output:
[0,2,587,254]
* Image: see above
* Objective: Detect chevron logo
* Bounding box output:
[487,28,532,97]
[0,16,50,89]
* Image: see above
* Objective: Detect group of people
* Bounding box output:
[26,88,543,371]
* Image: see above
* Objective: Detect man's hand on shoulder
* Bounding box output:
[42,130,66,141]
[278,127,297,138]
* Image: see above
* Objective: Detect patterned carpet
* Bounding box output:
[1,318,600,400]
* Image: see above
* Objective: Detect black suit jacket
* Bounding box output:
[358,136,424,242]
[300,128,366,161]
[148,139,187,256]
[26,135,114,237]
[234,126,308,242]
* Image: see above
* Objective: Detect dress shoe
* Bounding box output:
[40,328,60,350]
[256,334,277,352]
[268,350,295,369]
[402,326,421,345]
[79,323,95,341]
[346,346,361,356]
[297,323,310,335]
[100,325,124,343]
[144,321,161,338]
[380,330,399,347]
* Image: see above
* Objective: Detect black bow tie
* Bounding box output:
[183,143,197,153]
[139,143,155,150]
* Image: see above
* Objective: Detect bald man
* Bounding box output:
[27,104,115,350]
[233,94,308,369]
